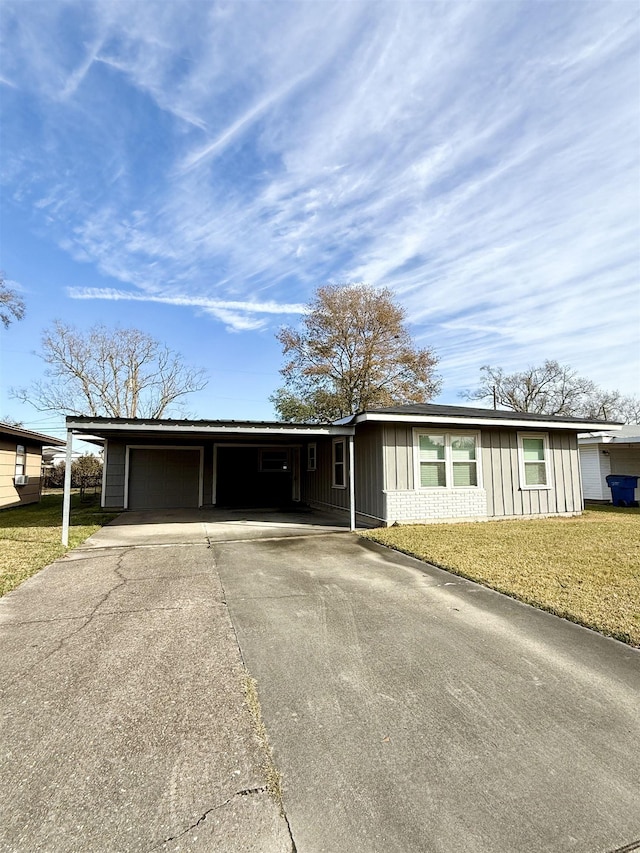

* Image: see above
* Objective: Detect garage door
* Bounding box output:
[128,448,201,510]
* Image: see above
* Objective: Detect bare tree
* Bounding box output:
[462,361,639,421]
[271,284,440,422]
[12,321,208,418]
[618,395,640,423]
[0,274,26,328]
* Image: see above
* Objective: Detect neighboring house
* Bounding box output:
[579,424,640,501]
[0,423,65,509]
[41,446,80,468]
[63,405,619,533]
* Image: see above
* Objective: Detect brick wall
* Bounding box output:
[384,489,488,524]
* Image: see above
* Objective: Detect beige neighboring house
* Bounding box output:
[0,423,65,509]
[579,424,640,502]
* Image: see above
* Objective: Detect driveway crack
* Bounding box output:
[1,549,131,692]
[148,786,269,850]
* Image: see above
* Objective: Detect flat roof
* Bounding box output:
[65,417,354,438]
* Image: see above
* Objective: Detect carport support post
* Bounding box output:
[61,429,73,546]
[348,434,356,531]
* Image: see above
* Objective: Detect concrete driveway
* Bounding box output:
[1,509,639,853]
[213,526,640,853]
[1,509,347,853]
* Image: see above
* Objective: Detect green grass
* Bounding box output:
[0,494,119,597]
[362,505,640,646]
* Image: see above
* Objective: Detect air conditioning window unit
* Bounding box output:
[14,475,29,486]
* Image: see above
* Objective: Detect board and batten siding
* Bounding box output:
[102,440,127,508]
[381,424,583,521]
[302,428,383,524]
[303,436,349,513]
[483,428,582,517]
[353,423,384,523]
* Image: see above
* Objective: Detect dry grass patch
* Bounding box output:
[0,495,119,596]
[242,673,284,809]
[362,506,640,646]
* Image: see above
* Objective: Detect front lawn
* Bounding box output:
[362,505,640,646]
[0,494,119,597]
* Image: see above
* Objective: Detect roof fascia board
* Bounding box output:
[66,420,354,437]
[0,425,65,446]
[353,413,622,431]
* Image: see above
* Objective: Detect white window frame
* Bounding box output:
[307,442,317,472]
[517,432,552,490]
[332,437,346,489]
[413,429,482,490]
[15,444,26,478]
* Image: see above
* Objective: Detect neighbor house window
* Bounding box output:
[332,438,346,488]
[518,433,551,489]
[15,444,26,478]
[414,431,480,489]
[307,443,317,471]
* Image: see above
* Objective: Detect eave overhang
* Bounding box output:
[65,417,354,439]
[350,412,624,432]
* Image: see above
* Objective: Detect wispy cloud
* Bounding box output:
[1,0,638,398]
[67,287,308,332]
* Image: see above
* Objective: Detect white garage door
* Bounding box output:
[127,448,201,509]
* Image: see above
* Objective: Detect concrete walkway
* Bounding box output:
[2,508,639,852]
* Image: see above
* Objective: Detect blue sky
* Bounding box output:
[1,0,639,441]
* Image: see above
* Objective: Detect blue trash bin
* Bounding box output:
[605,474,639,507]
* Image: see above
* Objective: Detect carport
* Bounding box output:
[61,417,355,543]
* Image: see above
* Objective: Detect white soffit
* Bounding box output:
[354,413,623,431]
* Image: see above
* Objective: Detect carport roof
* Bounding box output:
[65,416,354,439]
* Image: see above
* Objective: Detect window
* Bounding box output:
[15,444,26,478]
[307,443,317,472]
[332,438,346,488]
[451,435,478,487]
[418,434,446,487]
[518,433,551,489]
[415,431,480,489]
[259,450,289,472]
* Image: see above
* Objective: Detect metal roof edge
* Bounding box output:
[65,418,354,436]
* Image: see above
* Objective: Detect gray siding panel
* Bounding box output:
[104,441,126,507]
[552,432,568,513]
[384,424,413,491]
[303,429,383,522]
[568,433,583,512]
[483,428,582,518]
[354,424,384,521]
[303,437,349,512]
